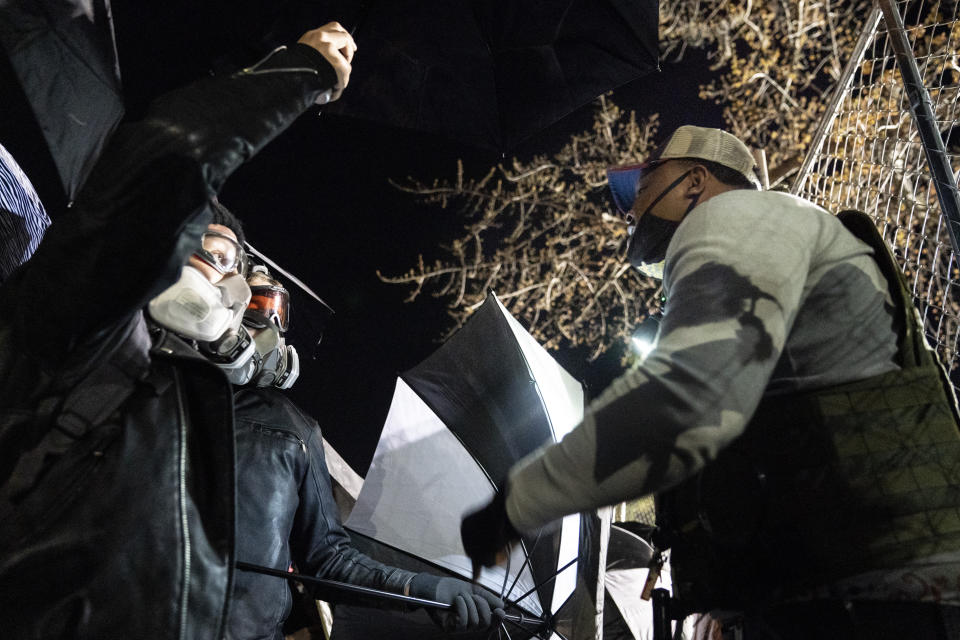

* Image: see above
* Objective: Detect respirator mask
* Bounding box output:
[149,230,254,368]
[148,231,299,389]
[148,265,256,363]
[230,266,300,389]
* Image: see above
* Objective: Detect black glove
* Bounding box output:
[460,490,520,576]
[407,573,505,631]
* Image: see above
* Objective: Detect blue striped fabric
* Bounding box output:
[0,143,50,283]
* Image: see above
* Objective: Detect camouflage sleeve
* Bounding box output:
[505,192,818,533]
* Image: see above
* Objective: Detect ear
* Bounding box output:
[684,164,710,197]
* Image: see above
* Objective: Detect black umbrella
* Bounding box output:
[79,1,659,155]
[330,293,601,639]
[0,0,123,204]
[322,0,660,151]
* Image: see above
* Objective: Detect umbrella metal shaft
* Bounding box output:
[236,561,538,626]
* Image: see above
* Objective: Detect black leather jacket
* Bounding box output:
[0,44,337,638]
[229,389,416,640]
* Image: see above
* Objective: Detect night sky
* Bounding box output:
[4,4,722,474]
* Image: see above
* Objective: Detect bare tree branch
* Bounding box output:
[380,0,947,369]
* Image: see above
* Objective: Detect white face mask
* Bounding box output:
[148,266,252,342]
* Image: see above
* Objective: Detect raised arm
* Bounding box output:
[8,28,347,362]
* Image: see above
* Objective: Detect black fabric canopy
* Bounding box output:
[0,0,123,204]
[324,0,660,151]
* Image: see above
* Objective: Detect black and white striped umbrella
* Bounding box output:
[335,293,593,639]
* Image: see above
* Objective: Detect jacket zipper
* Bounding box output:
[256,425,306,453]
[173,368,192,639]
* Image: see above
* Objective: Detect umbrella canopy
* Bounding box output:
[321,0,660,151]
[333,293,592,639]
[101,1,659,152]
[603,525,655,640]
[0,0,123,203]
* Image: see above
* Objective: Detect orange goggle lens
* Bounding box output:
[248,286,290,332]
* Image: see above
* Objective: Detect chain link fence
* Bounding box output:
[793,0,960,379]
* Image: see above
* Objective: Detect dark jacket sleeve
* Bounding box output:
[291,407,417,595]
[7,44,337,364]
[232,389,417,636]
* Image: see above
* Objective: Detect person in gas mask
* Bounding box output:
[166,207,504,638]
[0,22,357,639]
[149,212,301,393]
[460,125,960,638]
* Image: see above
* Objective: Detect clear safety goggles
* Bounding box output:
[248,284,291,332]
[195,231,248,276]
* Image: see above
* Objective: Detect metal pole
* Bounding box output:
[793,6,883,196]
[236,561,538,627]
[792,8,883,196]
[877,0,960,254]
[651,588,673,640]
[594,507,612,640]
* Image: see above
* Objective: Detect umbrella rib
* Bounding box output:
[499,538,513,600]
[503,529,542,602]
[36,2,124,93]
[555,0,576,41]
[343,529,549,621]
[500,609,549,638]
[584,39,653,76]
[510,555,578,607]
[468,2,505,150]
[605,0,660,63]
[597,0,661,67]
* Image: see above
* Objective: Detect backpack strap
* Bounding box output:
[836,210,923,368]
[53,314,153,437]
[836,209,960,421]
[2,314,155,504]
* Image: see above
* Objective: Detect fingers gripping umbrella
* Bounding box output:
[332,293,592,639]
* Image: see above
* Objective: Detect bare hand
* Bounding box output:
[297,22,357,102]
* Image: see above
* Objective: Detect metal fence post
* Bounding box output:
[792,7,883,196]
[877,0,960,254]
